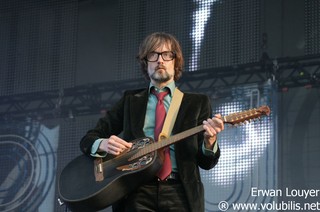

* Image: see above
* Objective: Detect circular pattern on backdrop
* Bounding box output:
[0,124,56,211]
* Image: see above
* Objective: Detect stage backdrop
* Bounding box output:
[198,81,277,211]
[0,81,276,212]
[1,0,319,211]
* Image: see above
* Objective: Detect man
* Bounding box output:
[80,32,224,212]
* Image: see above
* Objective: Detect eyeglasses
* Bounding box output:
[145,51,175,62]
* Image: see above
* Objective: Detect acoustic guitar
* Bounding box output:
[58,105,270,211]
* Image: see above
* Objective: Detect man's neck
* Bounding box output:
[151,79,174,89]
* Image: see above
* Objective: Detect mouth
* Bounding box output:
[156,65,166,71]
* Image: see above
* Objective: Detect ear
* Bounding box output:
[143,59,148,66]
[142,60,148,71]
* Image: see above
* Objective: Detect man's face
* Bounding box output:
[147,44,175,86]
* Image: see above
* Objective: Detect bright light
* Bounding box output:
[189,0,219,71]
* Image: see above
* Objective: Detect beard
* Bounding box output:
[149,66,173,83]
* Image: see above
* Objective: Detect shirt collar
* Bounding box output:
[148,81,176,97]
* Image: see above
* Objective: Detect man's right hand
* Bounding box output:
[98,135,132,155]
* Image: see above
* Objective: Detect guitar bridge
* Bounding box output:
[94,158,104,182]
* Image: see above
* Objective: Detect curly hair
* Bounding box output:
[137,32,184,81]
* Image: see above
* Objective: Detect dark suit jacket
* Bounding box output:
[80,88,220,212]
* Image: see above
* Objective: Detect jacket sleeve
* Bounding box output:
[174,93,220,172]
[196,94,220,170]
[79,92,126,156]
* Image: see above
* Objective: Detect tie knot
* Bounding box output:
[152,89,169,101]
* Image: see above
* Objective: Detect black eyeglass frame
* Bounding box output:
[145,51,176,62]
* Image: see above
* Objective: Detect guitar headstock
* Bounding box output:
[223,105,270,125]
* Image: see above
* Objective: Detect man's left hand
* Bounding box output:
[202,114,224,149]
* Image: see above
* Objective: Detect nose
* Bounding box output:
[157,54,164,63]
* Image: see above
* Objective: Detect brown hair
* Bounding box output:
[137,32,184,81]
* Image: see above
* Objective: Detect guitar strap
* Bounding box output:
[158,87,184,141]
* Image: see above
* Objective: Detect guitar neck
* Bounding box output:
[129,105,270,161]
[157,125,204,149]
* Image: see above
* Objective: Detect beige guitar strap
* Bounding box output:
[158,87,184,141]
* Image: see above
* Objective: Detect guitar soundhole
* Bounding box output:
[129,154,154,169]
[139,154,153,165]
[120,138,155,171]
[132,138,152,150]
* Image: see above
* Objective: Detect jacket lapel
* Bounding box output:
[129,89,148,138]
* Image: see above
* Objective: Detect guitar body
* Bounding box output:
[58,137,162,212]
